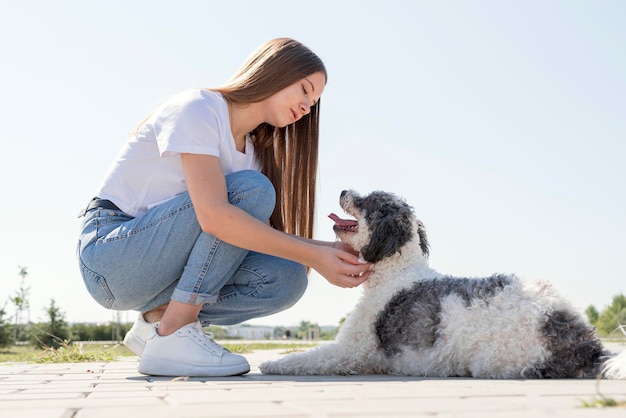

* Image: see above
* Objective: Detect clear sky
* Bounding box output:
[1,0,624,327]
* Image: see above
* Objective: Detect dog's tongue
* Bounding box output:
[328,213,358,228]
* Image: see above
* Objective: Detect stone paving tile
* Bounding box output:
[0,343,624,418]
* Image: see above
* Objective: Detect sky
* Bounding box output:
[1,0,625,328]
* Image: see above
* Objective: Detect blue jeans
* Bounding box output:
[77,170,308,325]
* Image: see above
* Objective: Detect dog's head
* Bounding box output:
[329,190,429,265]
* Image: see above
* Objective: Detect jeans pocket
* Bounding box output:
[79,262,115,309]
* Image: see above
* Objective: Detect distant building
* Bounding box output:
[226,325,275,340]
[223,324,338,340]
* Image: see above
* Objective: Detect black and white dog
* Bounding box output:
[260,190,626,378]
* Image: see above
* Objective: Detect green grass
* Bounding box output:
[222,341,318,354]
[0,342,135,363]
[581,397,625,408]
[0,341,319,363]
[580,378,626,409]
[0,345,37,362]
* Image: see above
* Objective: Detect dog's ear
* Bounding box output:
[361,210,413,263]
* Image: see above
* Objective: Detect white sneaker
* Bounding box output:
[123,314,158,356]
[138,321,250,377]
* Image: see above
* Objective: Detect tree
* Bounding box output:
[595,294,626,336]
[296,320,312,339]
[295,320,323,340]
[30,299,70,349]
[585,305,599,325]
[69,322,132,342]
[9,266,30,342]
[0,303,12,347]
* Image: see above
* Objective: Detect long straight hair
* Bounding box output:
[213,38,327,239]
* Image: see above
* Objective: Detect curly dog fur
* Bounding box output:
[260,190,626,378]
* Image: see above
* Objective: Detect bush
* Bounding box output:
[585,305,599,325]
[594,294,626,336]
[70,322,132,342]
[30,299,70,349]
[0,304,12,347]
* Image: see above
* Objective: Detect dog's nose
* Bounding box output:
[340,190,348,197]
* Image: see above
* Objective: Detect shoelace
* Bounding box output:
[184,323,229,355]
[200,328,233,353]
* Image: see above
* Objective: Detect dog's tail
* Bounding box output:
[603,348,626,379]
[602,324,626,379]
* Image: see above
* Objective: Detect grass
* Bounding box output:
[581,397,625,408]
[0,340,319,363]
[580,378,626,409]
[0,342,135,363]
[222,341,318,354]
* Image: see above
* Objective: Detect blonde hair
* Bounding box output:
[214,38,327,239]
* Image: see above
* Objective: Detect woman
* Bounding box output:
[77,38,371,377]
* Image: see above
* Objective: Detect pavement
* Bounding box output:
[1,342,625,418]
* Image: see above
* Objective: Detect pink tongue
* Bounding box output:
[328,213,358,227]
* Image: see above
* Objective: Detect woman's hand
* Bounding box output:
[310,245,372,288]
[331,241,360,257]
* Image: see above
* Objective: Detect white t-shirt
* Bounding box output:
[95,89,260,217]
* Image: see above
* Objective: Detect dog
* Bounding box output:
[260,190,626,378]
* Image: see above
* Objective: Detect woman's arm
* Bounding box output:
[181,153,371,288]
[294,236,362,259]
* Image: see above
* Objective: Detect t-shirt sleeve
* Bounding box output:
[150,90,223,158]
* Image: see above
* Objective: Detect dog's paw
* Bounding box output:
[259,360,281,375]
[260,356,309,375]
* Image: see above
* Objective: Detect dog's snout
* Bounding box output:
[340,190,348,198]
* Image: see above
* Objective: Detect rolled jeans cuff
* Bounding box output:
[171,288,217,306]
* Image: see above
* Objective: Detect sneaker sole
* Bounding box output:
[138,356,250,377]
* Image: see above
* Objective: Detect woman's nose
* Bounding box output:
[299,100,311,115]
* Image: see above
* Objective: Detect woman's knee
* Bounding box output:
[226,170,276,222]
[276,261,308,308]
[238,254,307,310]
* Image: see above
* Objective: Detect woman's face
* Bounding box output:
[263,71,326,127]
